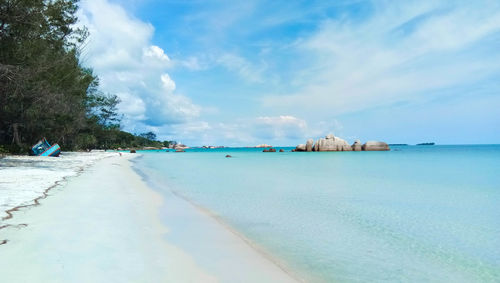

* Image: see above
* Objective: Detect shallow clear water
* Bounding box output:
[134,145,500,282]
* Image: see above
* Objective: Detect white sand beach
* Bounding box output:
[0,153,298,283]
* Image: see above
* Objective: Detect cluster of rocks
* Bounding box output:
[294,134,389,152]
[171,143,188,150]
[263,148,285,152]
[255,144,273,148]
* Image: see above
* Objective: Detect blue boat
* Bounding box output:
[30,138,61,157]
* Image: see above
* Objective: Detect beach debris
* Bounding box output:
[30,138,61,157]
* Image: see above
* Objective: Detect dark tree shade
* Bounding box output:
[0,0,168,153]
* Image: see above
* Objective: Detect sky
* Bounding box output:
[77,0,500,146]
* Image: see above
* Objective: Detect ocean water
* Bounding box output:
[133,145,500,282]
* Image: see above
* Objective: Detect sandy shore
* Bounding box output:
[0,151,121,220]
[0,154,298,282]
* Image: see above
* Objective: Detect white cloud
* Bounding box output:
[176,56,205,71]
[263,0,500,116]
[156,115,313,146]
[216,53,266,83]
[160,73,176,92]
[253,115,307,139]
[143,45,170,61]
[78,0,200,131]
[116,92,146,119]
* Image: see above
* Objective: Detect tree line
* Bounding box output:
[0,0,173,153]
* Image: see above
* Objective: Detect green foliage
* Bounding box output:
[0,0,89,150]
[75,133,97,150]
[0,0,172,153]
[162,140,176,148]
[139,131,157,141]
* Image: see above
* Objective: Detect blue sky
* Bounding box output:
[78,0,500,146]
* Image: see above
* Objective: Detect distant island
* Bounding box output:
[201,145,225,149]
[255,144,273,148]
[389,144,408,146]
[417,143,435,146]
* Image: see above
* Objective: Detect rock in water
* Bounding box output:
[352,140,362,151]
[279,149,285,152]
[314,134,352,151]
[362,141,390,151]
[306,139,314,152]
[130,149,136,153]
[269,148,276,152]
[313,141,319,151]
[295,144,306,151]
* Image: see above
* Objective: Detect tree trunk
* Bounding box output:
[11,123,22,147]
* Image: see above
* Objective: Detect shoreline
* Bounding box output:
[0,151,122,221]
[167,189,306,282]
[131,157,302,282]
[0,153,298,282]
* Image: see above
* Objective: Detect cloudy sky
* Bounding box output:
[78,0,500,146]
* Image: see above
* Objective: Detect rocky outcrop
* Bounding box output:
[263,148,277,152]
[172,144,189,150]
[255,144,272,148]
[295,134,390,152]
[313,134,352,151]
[294,144,306,151]
[362,141,390,151]
[279,149,285,152]
[306,139,314,152]
[352,140,362,151]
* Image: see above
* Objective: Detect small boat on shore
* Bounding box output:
[30,138,61,157]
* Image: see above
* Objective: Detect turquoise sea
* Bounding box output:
[133,145,500,282]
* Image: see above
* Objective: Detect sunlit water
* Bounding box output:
[133,145,500,282]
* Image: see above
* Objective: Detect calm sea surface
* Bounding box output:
[133,145,500,282]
